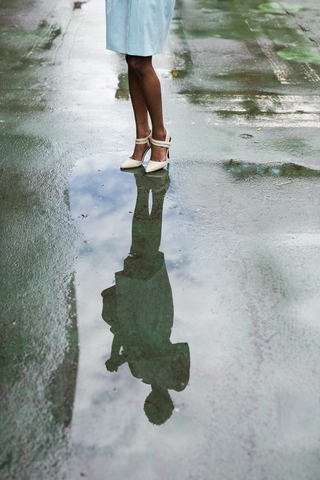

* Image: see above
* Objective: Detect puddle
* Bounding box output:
[258,2,303,14]
[223,160,320,179]
[66,147,320,479]
[277,46,320,63]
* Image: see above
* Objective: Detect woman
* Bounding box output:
[105,0,175,173]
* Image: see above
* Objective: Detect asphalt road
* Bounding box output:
[1,0,320,479]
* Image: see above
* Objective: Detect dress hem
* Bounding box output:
[106,44,164,57]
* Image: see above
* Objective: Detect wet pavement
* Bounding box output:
[1,0,320,478]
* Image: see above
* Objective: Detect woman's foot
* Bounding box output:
[145,130,171,173]
[130,142,150,163]
[130,129,151,162]
[150,128,168,162]
[121,131,151,169]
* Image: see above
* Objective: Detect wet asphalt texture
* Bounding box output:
[1,0,320,479]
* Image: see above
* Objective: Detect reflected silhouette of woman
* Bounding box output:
[101,168,190,425]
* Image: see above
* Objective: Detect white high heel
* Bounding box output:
[145,130,171,174]
[120,133,151,169]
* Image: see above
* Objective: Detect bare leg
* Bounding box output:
[126,55,168,163]
[128,68,151,162]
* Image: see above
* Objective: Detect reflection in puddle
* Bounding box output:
[223,159,320,180]
[115,72,130,100]
[277,46,320,63]
[258,2,303,14]
[101,168,190,425]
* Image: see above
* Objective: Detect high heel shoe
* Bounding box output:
[120,133,151,169]
[145,130,171,174]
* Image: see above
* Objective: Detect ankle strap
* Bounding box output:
[150,130,171,148]
[135,134,151,146]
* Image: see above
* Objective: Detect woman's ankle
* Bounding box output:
[151,127,166,140]
[136,128,151,139]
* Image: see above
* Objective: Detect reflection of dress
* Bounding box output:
[102,169,190,424]
[102,254,189,393]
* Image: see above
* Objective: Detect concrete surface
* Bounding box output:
[1,0,320,478]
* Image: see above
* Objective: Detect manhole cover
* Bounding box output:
[240,134,254,139]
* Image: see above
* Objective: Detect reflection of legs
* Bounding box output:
[148,191,165,253]
[130,185,150,256]
[130,179,166,257]
[126,55,168,163]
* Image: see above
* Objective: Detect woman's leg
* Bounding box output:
[126,55,167,163]
[128,67,151,162]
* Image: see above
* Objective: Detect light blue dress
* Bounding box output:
[106,0,175,56]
